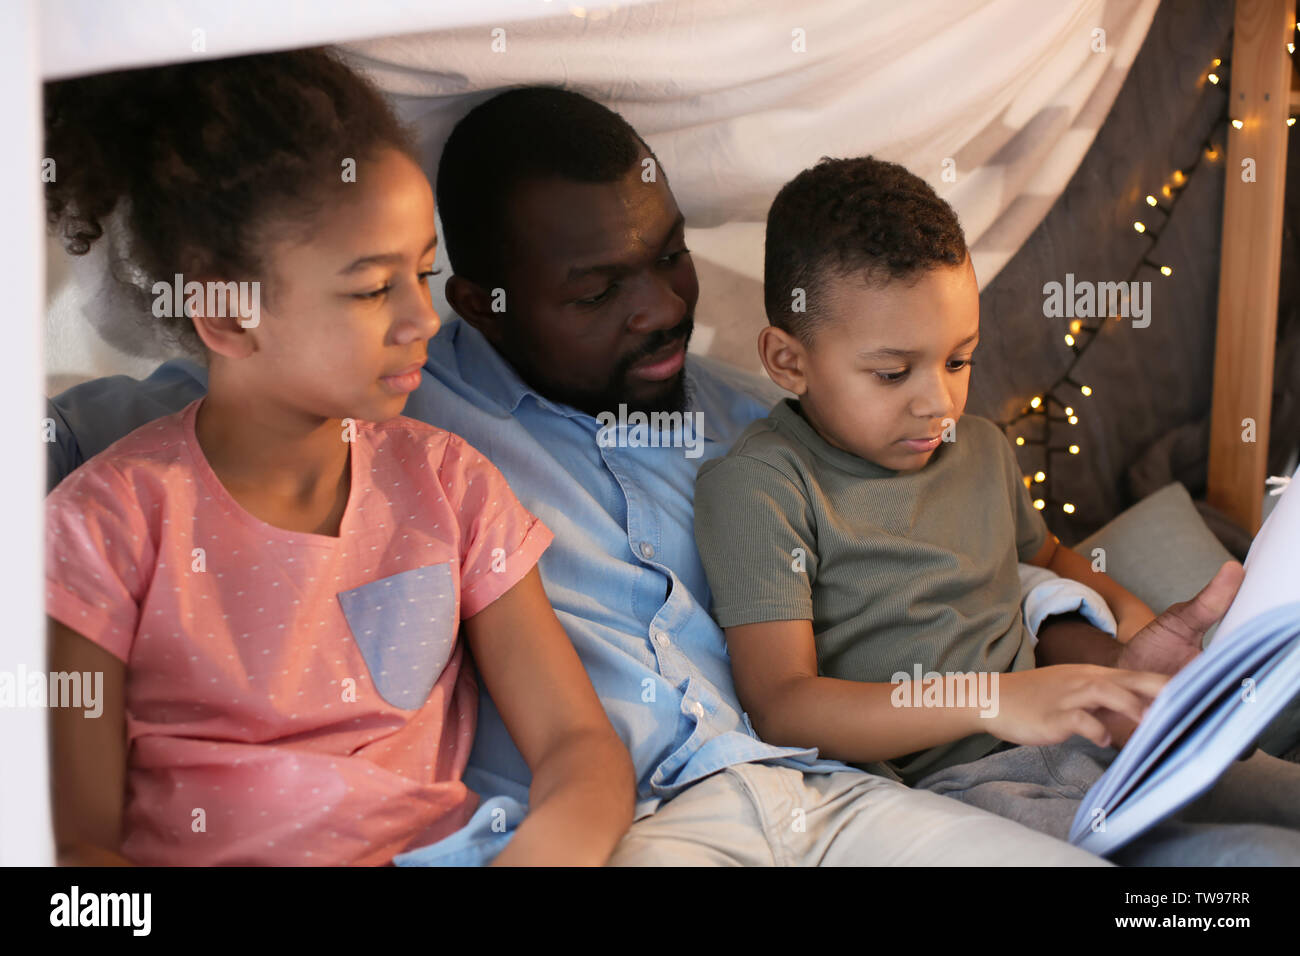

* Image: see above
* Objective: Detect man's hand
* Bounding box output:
[1099,561,1244,752]
[1115,561,1244,677]
[1114,608,1157,645]
[1034,561,1245,751]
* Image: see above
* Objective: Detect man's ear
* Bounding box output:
[445,275,505,347]
[757,325,809,395]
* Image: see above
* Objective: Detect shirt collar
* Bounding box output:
[770,398,896,478]
[444,317,542,416]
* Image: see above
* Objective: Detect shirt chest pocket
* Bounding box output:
[336,561,458,710]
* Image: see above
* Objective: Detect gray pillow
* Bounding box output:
[1074,481,1233,647]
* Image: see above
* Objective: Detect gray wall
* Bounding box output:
[968,0,1300,550]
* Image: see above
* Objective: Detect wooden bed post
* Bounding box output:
[1207,0,1296,534]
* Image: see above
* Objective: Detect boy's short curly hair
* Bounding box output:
[764,156,968,343]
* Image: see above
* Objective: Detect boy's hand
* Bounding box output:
[1114,562,1244,676]
[986,665,1168,749]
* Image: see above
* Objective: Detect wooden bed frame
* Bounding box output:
[1207,0,1298,533]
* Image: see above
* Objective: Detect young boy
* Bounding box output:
[693,156,1300,862]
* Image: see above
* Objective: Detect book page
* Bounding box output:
[1213,466,1300,643]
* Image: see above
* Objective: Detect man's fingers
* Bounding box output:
[1201,560,1245,610]
[1171,561,1245,633]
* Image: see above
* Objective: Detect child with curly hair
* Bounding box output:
[43,48,633,866]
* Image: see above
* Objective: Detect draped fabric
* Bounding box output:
[38,0,1157,381]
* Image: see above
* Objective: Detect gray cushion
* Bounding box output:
[1074,482,1234,647]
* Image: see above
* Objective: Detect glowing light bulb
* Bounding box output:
[1289,118,1297,127]
[1208,72,1220,84]
[1232,119,1244,129]
[1161,185,1172,198]
[1068,415,1078,425]
[1030,396,1042,409]
[1080,385,1093,396]
[1172,170,1185,184]
[1064,406,1074,416]
[1063,503,1076,514]
[1212,57,1222,66]
[1289,42,1295,54]
[1068,444,1080,455]
[1064,334,1076,347]
[1015,436,1025,446]
[1146,194,1158,206]
[1033,499,1045,511]
[1206,146,1219,160]
[1069,320,1083,334]
[1133,221,1147,233]
[1033,471,1045,483]
[1160,265,1173,276]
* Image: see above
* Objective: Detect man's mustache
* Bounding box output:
[621,315,695,372]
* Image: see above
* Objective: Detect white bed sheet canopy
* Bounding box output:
[3,0,1154,864]
[43,0,1157,383]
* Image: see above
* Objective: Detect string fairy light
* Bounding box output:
[996,35,1258,521]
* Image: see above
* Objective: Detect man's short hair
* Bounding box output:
[764,156,968,342]
[436,86,652,289]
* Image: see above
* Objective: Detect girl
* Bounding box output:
[43,48,634,866]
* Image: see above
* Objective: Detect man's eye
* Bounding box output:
[948,358,973,372]
[874,369,907,384]
[657,248,691,266]
[576,284,617,306]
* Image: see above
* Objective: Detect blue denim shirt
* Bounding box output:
[46,318,849,865]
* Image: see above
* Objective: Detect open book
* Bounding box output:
[1068,468,1300,855]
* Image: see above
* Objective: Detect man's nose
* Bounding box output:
[626,272,687,336]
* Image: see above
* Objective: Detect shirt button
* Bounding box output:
[690,702,705,720]
[639,541,655,560]
[651,628,669,646]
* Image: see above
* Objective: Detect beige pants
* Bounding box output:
[607,762,1109,866]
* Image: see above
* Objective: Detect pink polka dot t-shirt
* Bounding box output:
[45,397,553,865]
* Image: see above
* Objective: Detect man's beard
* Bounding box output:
[514,315,695,418]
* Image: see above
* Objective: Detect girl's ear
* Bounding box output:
[758,325,809,395]
[445,275,505,346]
[187,277,259,360]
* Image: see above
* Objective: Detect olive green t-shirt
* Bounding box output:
[693,399,1050,784]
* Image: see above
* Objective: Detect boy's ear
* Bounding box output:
[186,276,258,361]
[445,275,505,346]
[758,325,809,395]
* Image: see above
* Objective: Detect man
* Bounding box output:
[46,87,1241,865]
